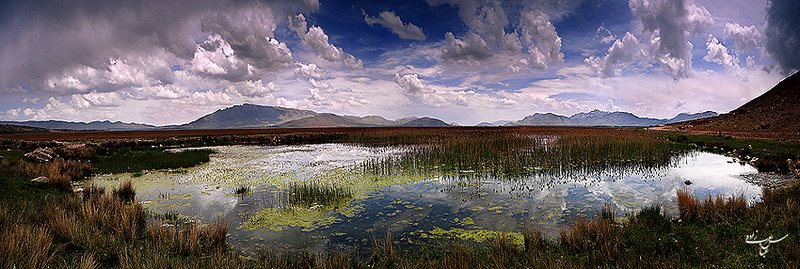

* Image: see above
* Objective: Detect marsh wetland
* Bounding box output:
[85,130,761,255]
[2,127,799,268]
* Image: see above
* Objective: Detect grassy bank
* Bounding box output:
[655,131,800,173]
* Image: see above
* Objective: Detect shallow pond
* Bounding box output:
[85,144,761,256]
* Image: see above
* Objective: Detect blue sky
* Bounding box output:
[0,0,796,125]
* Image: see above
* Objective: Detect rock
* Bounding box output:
[24,147,58,162]
[31,176,49,184]
[684,180,692,186]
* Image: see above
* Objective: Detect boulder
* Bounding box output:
[24,147,58,162]
[31,176,49,184]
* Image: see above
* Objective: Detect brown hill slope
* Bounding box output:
[678,72,800,135]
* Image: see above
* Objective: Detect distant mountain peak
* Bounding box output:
[505,110,717,127]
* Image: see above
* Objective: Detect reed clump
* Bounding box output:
[677,189,747,223]
[559,209,622,265]
[283,180,353,207]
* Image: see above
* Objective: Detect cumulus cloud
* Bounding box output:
[42,51,176,93]
[70,91,122,109]
[294,62,326,78]
[586,32,645,77]
[394,73,430,94]
[520,9,564,69]
[441,32,492,63]
[704,35,742,78]
[302,78,370,108]
[364,11,427,40]
[0,0,317,91]
[288,13,364,69]
[628,0,714,78]
[765,0,800,74]
[428,0,566,70]
[199,2,293,71]
[190,35,255,81]
[224,80,278,98]
[723,22,761,52]
[344,54,365,70]
[394,72,517,108]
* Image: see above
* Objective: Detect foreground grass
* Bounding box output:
[2,154,799,268]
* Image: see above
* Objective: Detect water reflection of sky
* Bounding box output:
[86,145,762,255]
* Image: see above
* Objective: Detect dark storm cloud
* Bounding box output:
[0,0,317,91]
[765,0,800,75]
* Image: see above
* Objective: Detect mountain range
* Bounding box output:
[479,110,718,127]
[0,104,718,131]
[0,120,156,131]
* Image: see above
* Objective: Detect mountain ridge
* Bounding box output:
[0,103,718,130]
[504,110,717,127]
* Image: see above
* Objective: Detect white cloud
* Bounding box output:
[441,32,492,63]
[294,62,326,78]
[724,22,761,52]
[70,91,122,109]
[394,73,430,94]
[364,11,427,40]
[586,32,645,77]
[704,34,742,78]
[344,54,365,70]
[288,13,364,70]
[198,2,293,71]
[224,80,278,98]
[628,0,714,78]
[190,35,254,81]
[520,9,564,69]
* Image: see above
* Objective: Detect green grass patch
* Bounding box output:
[0,149,24,162]
[92,149,213,174]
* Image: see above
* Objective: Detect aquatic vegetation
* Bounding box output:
[242,206,339,232]
[233,185,252,196]
[419,227,525,246]
[92,148,213,174]
[282,180,353,207]
[357,129,689,181]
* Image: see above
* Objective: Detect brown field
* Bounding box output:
[0,126,641,142]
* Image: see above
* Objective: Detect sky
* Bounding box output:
[0,0,798,126]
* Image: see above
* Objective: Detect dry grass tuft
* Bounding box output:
[12,158,91,191]
[146,218,228,255]
[560,211,622,264]
[0,224,54,269]
[370,230,398,266]
[677,189,747,223]
[523,225,545,254]
[112,179,135,203]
